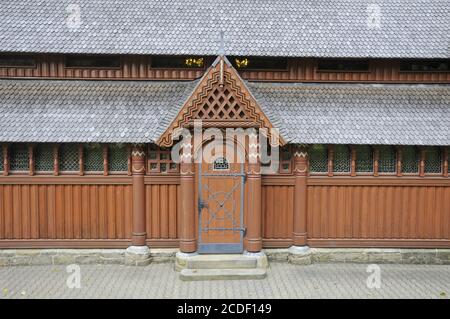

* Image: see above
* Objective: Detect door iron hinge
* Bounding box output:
[198,199,208,210]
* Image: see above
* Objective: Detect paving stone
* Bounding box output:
[0,263,449,299]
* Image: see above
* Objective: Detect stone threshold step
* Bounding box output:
[186,254,258,269]
[180,268,267,281]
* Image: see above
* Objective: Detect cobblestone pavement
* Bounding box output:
[0,262,449,299]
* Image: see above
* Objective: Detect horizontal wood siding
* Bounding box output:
[145,184,179,240]
[261,185,294,244]
[0,184,132,240]
[307,185,450,244]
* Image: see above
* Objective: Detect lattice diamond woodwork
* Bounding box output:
[84,144,103,172]
[424,147,442,173]
[35,144,54,172]
[0,147,3,171]
[355,145,373,172]
[194,87,249,121]
[333,145,350,172]
[309,144,328,173]
[402,146,419,174]
[59,144,79,171]
[378,146,396,173]
[108,144,128,172]
[10,144,29,171]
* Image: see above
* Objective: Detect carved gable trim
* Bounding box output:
[157,57,285,147]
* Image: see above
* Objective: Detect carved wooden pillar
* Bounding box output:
[350,146,356,177]
[246,137,262,253]
[28,144,35,176]
[444,148,448,178]
[419,148,425,177]
[131,144,147,246]
[179,139,196,253]
[3,145,9,176]
[396,147,403,177]
[293,145,308,246]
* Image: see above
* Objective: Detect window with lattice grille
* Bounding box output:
[355,145,373,172]
[333,145,350,173]
[59,144,79,172]
[279,146,292,173]
[309,145,328,173]
[10,144,29,171]
[148,144,178,174]
[84,144,103,172]
[378,146,396,173]
[0,146,3,171]
[108,144,129,172]
[402,146,419,174]
[424,147,442,173]
[35,144,54,172]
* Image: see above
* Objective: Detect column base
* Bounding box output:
[288,245,312,265]
[243,250,268,269]
[175,251,199,271]
[125,246,151,266]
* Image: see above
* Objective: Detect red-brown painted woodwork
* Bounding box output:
[292,145,308,246]
[179,141,196,253]
[157,57,285,147]
[131,144,147,246]
[246,141,263,252]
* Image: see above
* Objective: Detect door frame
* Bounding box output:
[196,142,246,254]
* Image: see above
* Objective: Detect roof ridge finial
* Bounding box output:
[218,30,225,57]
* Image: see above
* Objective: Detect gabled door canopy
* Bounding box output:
[157,56,286,147]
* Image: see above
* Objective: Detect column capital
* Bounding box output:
[293,144,308,176]
[131,144,146,175]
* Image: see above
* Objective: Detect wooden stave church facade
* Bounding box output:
[0,53,448,254]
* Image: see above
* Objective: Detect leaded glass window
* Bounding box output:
[59,144,79,172]
[378,146,396,173]
[108,144,129,172]
[84,144,103,172]
[402,146,419,174]
[10,144,29,171]
[355,145,373,172]
[333,145,350,173]
[309,145,328,173]
[35,144,54,172]
[424,147,442,173]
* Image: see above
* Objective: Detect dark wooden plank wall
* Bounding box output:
[1,55,449,82]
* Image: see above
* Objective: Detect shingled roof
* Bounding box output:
[248,82,450,146]
[0,0,448,58]
[0,79,448,145]
[0,79,197,143]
